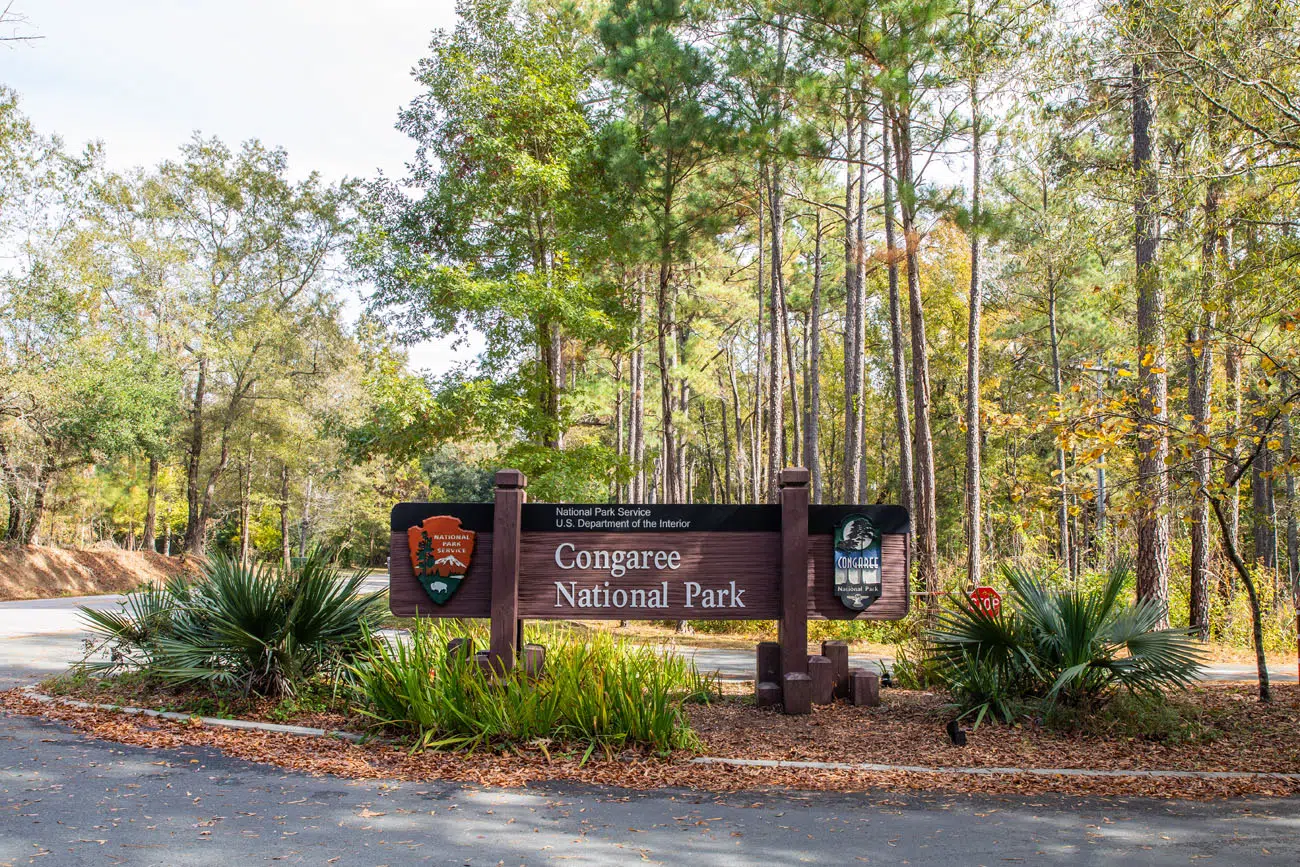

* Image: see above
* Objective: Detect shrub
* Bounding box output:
[80,550,384,697]
[928,559,1205,716]
[939,651,1021,728]
[351,620,715,755]
[1044,691,1218,744]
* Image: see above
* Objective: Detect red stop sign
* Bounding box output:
[968,586,1002,617]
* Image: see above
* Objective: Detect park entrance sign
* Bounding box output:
[389,468,909,712]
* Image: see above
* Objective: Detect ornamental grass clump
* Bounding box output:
[351,619,715,755]
[79,550,384,697]
[927,558,1205,725]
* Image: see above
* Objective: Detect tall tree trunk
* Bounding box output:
[632,272,646,502]
[965,71,984,587]
[184,356,208,555]
[843,95,860,505]
[1211,494,1271,702]
[882,109,913,515]
[775,199,801,471]
[279,463,291,574]
[1284,374,1298,595]
[614,354,625,502]
[766,163,785,501]
[1252,386,1276,569]
[1048,273,1069,569]
[719,376,733,504]
[299,474,313,557]
[754,199,765,502]
[23,463,48,545]
[1224,341,1244,596]
[807,212,824,503]
[542,318,564,449]
[891,98,940,612]
[239,450,252,567]
[1189,180,1221,640]
[727,345,749,503]
[142,456,159,553]
[677,336,690,502]
[1132,53,1169,624]
[657,253,678,504]
[852,102,869,502]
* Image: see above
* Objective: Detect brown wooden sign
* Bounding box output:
[389,474,909,627]
[389,469,909,712]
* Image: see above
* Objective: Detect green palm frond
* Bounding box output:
[927,559,1206,717]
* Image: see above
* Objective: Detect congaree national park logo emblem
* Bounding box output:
[407,515,476,605]
[833,514,882,612]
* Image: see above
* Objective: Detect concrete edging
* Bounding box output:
[22,689,366,743]
[21,689,1300,783]
[691,755,1300,782]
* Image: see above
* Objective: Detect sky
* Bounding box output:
[2,0,483,373]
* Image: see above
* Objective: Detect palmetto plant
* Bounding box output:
[80,550,384,697]
[928,559,1205,713]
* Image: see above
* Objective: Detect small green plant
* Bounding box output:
[939,651,1020,728]
[350,620,715,755]
[927,558,1206,719]
[889,637,943,690]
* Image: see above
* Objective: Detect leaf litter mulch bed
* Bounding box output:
[3,683,1299,800]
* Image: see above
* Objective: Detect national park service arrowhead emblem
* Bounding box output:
[408,516,475,605]
[833,514,882,612]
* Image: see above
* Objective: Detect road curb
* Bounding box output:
[20,689,1300,784]
[22,689,367,743]
[692,755,1300,782]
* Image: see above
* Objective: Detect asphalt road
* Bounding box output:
[1,589,1295,688]
[3,592,1300,864]
[3,711,1300,866]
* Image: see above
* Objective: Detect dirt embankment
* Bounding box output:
[0,544,191,601]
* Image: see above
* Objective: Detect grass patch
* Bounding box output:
[352,619,716,755]
[1043,691,1221,745]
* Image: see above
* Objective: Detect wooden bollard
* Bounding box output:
[522,643,546,679]
[756,641,781,684]
[755,681,782,708]
[474,651,496,676]
[447,637,474,660]
[822,640,850,699]
[849,668,880,707]
[809,655,834,705]
[783,672,813,715]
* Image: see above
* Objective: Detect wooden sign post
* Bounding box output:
[778,468,809,688]
[490,469,525,670]
[389,467,909,712]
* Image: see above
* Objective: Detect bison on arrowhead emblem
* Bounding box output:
[407,516,475,606]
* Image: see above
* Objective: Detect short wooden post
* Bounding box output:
[849,668,880,707]
[756,641,781,684]
[783,672,812,715]
[755,681,782,708]
[808,655,834,705]
[778,468,810,703]
[522,643,546,679]
[474,651,494,676]
[447,637,474,660]
[490,469,526,671]
[822,640,850,699]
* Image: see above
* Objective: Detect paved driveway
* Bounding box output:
[2,592,1300,864]
[3,712,1300,866]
